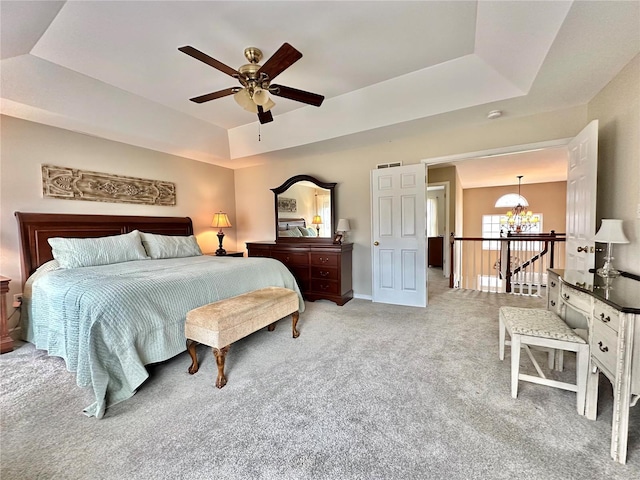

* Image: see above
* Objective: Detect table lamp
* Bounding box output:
[211,212,232,256]
[593,219,629,287]
[337,218,351,243]
[311,215,322,235]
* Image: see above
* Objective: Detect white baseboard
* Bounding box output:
[353,293,372,301]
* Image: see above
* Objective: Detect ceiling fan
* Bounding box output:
[178,43,324,124]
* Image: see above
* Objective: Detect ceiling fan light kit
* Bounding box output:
[179,43,324,124]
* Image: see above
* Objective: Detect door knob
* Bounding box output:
[373,241,379,246]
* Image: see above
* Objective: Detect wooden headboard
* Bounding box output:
[15,212,193,284]
[277,217,307,231]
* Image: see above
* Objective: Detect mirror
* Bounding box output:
[272,175,336,242]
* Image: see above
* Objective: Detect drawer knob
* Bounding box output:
[550,300,556,307]
[550,281,556,287]
[562,293,570,300]
[599,313,611,323]
[598,341,609,353]
[320,271,329,277]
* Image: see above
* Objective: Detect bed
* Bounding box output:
[15,212,304,418]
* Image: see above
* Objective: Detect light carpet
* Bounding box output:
[1,271,638,479]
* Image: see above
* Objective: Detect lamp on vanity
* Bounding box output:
[311,215,322,235]
[336,218,351,243]
[211,212,232,256]
[593,219,629,287]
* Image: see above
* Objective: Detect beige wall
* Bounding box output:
[588,53,640,275]
[0,116,236,329]
[235,106,588,297]
[463,182,567,237]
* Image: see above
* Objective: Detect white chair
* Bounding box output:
[499,306,589,415]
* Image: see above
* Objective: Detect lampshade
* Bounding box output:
[593,219,629,244]
[337,218,351,232]
[252,88,270,106]
[312,215,322,225]
[211,212,232,229]
[233,89,258,113]
[261,98,275,112]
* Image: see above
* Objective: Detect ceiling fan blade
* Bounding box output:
[256,43,302,81]
[189,87,237,104]
[257,106,273,124]
[178,46,238,78]
[270,84,324,107]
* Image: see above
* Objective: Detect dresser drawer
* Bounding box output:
[560,283,591,314]
[591,321,618,377]
[310,253,339,267]
[311,266,338,281]
[272,251,309,266]
[247,245,271,257]
[311,279,339,295]
[547,275,561,313]
[593,301,620,333]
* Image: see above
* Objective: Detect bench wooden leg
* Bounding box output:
[292,311,300,338]
[267,322,276,331]
[186,339,199,375]
[213,345,230,388]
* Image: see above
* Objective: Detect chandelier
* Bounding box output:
[498,176,539,234]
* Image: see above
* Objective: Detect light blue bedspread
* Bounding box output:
[23,256,304,418]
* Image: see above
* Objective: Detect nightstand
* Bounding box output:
[1,276,14,354]
[204,251,244,258]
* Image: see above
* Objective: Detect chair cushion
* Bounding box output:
[499,306,586,343]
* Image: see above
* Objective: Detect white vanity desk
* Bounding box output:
[547,268,640,464]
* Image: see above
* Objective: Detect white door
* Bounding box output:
[566,120,598,286]
[371,164,427,307]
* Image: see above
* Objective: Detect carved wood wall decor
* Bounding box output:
[42,165,176,206]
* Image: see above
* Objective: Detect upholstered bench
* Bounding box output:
[499,306,589,415]
[185,287,300,388]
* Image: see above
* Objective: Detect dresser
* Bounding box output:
[547,268,640,464]
[246,241,353,306]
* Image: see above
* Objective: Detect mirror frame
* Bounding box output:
[272,175,337,243]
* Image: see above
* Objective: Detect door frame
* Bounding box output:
[427,181,450,277]
[420,137,574,284]
[420,138,572,166]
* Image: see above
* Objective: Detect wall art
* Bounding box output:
[277,197,297,213]
[42,165,176,206]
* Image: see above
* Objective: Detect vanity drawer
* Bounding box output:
[591,321,618,377]
[311,266,338,281]
[272,251,309,266]
[547,274,561,313]
[310,253,339,267]
[310,279,339,295]
[560,283,591,314]
[593,301,620,333]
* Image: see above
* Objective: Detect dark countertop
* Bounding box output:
[550,268,640,314]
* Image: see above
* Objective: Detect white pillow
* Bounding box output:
[48,230,149,269]
[139,232,202,259]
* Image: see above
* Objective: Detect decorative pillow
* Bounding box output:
[297,226,310,237]
[139,232,202,259]
[306,227,318,237]
[48,230,149,269]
